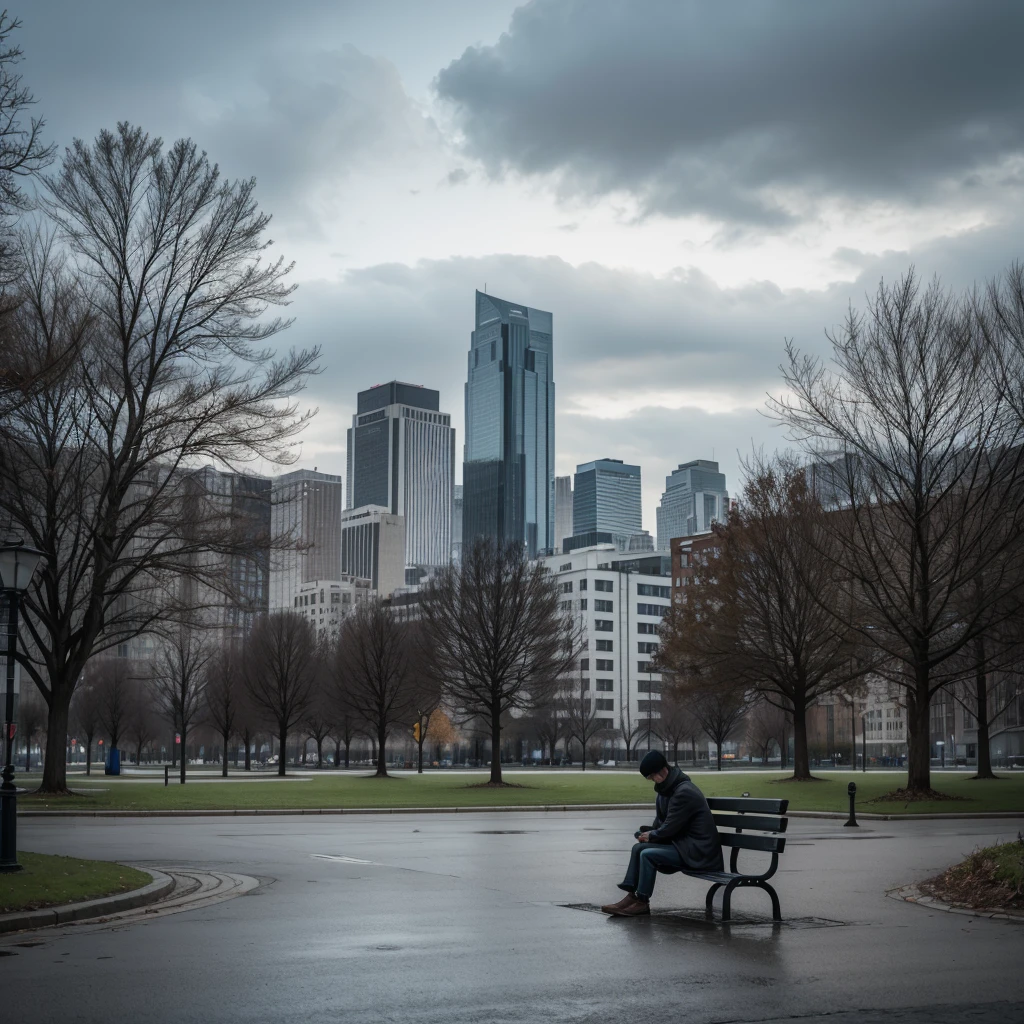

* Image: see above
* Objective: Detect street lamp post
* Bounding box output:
[0,539,44,873]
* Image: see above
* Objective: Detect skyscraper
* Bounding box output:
[572,459,642,536]
[655,459,729,548]
[269,469,343,611]
[346,381,455,569]
[554,475,573,554]
[462,290,555,557]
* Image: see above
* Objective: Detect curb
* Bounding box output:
[0,867,174,934]
[888,883,1024,923]
[16,805,1024,820]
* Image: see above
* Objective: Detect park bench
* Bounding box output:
[664,796,789,921]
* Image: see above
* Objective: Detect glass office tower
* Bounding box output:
[572,458,642,536]
[462,290,555,557]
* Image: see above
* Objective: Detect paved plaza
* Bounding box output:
[4,811,1022,1023]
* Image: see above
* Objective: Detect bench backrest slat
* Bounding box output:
[706,797,789,814]
[719,833,786,854]
[711,813,788,834]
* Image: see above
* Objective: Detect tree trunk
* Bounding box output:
[974,643,996,780]
[179,724,187,784]
[905,679,932,793]
[222,727,230,777]
[85,735,92,776]
[316,738,323,769]
[791,703,811,780]
[334,738,342,769]
[244,733,251,771]
[41,696,71,792]
[344,740,350,769]
[716,738,723,771]
[136,741,143,768]
[278,725,287,777]
[417,734,425,774]
[375,723,388,777]
[672,739,678,766]
[489,713,503,784]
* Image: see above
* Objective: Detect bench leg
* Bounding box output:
[705,883,721,916]
[721,879,741,922]
[761,880,782,921]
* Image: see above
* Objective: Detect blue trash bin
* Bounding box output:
[104,747,121,776]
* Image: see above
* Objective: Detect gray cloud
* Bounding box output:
[436,0,1024,225]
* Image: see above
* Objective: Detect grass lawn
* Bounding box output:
[16,769,1024,815]
[1,852,152,915]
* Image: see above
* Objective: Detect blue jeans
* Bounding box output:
[619,841,685,899]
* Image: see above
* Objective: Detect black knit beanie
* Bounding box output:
[639,750,668,777]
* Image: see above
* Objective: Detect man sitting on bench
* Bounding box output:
[602,751,724,917]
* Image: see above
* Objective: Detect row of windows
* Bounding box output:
[636,583,671,598]
[637,603,668,617]
[579,658,615,672]
[637,641,659,654]
[637,661,655,673]
[596,639,613,652]
[402,407,449,425]
[293,591,347,608]
[637,623,659,635]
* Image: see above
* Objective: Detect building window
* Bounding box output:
[638,661,655,673]
[580,678,590,691]
[595,698,614,711]
[560,562,572,571]
[594,599,613,612]
[596,679,613,692]
[637,603,667,617]
[638,641,659,654]
[579,658,590,670]
[596,659,614,671]
[578,579,588,591]
[594,619,614,632]
[596,639,614,652]
[561,581,573,593]
[637,681,662,694]
[637,700,661,714]
[559,600,573,612]
[637,622,659,635]
[331,593,340,604]
[595,579,614,592]
[579,599,588,610]
[637,584,671,598]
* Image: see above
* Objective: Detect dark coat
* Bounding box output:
[646,767,724,873]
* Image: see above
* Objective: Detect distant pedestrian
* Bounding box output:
[602,751,723,917]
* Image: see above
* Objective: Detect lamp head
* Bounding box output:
[0,540,44,593]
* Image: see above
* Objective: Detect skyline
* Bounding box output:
[19,1,1024,529]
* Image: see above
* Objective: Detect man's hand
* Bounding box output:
[638,831,652,843]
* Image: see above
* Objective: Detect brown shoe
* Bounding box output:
[609,896,650,917]
[600,893,636,914]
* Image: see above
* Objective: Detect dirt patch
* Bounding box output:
[465,781,528,790]
[769,775,828,783]
[921,837,1024,912]
[868,787,968,804]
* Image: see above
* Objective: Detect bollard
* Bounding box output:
[844,781,859,827]
[164,764,169,787]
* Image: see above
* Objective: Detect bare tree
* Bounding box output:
[659,453,867,779]
[409,625,443,774]
[153,628,212,784]
[244,612,318,777]
[617,708,645,764]
[124,680,159,767]
[667,665,753,772]
[420,538,582,785]
[69,677,101,775]
[302,662,334,769]
[533,691,567,765]
[0,124,317,793]
[745,699,788,766]
[334,600,416,778]
[90,657,131,754]
[770,269,1024,794]
[17,682,46,770]
[565,671,607,771]
[205,644,243,777]
[657,689,699,767]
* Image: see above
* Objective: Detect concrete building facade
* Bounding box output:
[339,504,406,598]
[656,459,729,549]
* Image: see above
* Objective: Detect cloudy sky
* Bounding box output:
[20,0,1024,528]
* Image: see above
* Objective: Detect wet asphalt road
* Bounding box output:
[5,811,1023,1024]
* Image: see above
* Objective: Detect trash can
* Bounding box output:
[104,747,121,776]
